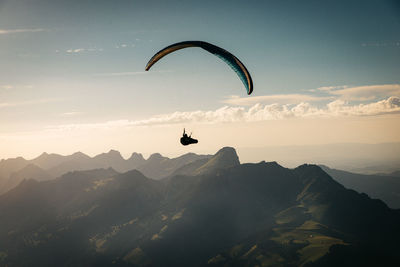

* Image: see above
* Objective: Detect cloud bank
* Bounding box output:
[132,96,400,125]
[329,84,400,101]
[228,84,400,105]
[47,96,400,131]
[223,94,332,106]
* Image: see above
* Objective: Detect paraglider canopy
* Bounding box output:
[145,41,253,95]
[180,128,198,146]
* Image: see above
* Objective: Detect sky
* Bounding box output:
[0,0,399,161]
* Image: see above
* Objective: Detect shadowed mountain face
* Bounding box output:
[0,148,399,267]
[320,165,400,209]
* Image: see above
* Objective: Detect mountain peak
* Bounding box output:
[192,147,240,176]
[216,146,236,154]
[94,150,123,160]
[71,151,90,159]
[129,152,145,161]
[35,152,49,159]
[32,152,64,162]
[296,163,324,172]
[72,151,86,156]
[148,153,166,161]
[214,147,240,164]
[259,161,281,167]
[107,149,122,156]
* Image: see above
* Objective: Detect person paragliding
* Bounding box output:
[146,41,253,147]
[180,128,198,146]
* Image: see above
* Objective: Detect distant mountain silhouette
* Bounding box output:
[238,142,400,174]
[46,152,93,177]
[320,165,400,208]
[0,157,29,178]
[0,157,30,193]
[136,152,211,179]
[31,152,70,169]
[92,150,127,170]
[0,164,52,194]
[127,152,146,168]
[0,147,399,266]
[0,150,210,194]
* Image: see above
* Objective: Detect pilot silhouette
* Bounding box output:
[180,128,198,146]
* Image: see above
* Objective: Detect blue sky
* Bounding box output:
[0,0,399,159]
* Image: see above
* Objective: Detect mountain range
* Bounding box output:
[237,143,400,174]
[0,147,399,266]
[1,148,400,211]
[320,165,400,209]
[0,150,211,194]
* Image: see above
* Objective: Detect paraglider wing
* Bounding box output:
[145,41,253,95]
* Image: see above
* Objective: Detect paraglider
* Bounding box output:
[146,41,253,146]
[145,41,253,95]
[180,128,198,146]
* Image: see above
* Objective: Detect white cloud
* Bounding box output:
[66,48,85,53]
[316,85,348,92]
[45,96,400,131]
[66,48,103,53]
[326,96,400,116]
[115,44,133,49]
[223,83,400,106]
[306,85,347,92]
[223,94,331,106]
[0,28,46,35]
[61,111,83,117]
[303,84,400,101]
[141,96,400,121]
[328,84,400,101]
